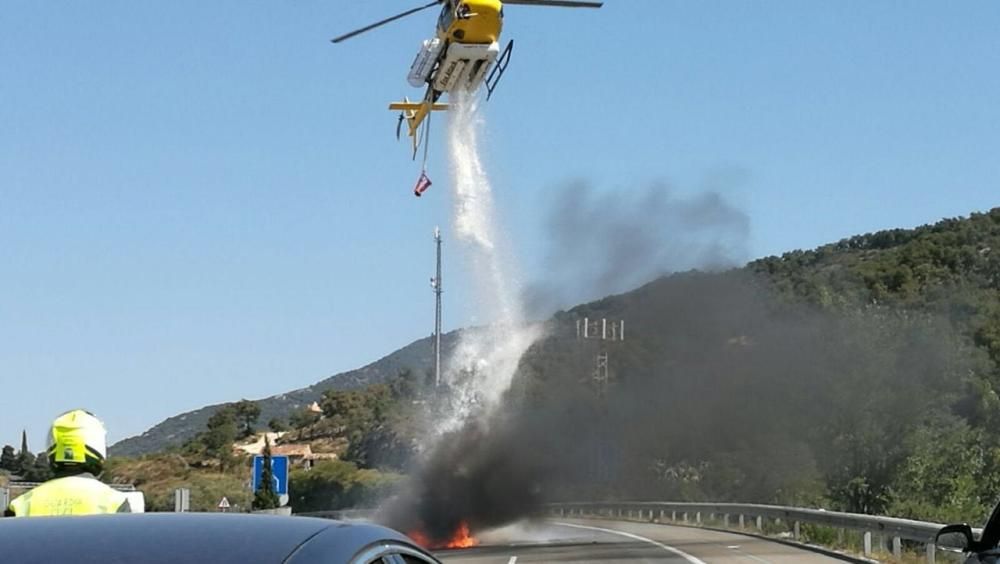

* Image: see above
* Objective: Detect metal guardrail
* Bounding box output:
[548,501,978,563]
[298,508,376,521]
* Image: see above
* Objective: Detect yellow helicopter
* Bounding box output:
[332,1,602,159]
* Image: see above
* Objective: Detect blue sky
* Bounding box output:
[2,1,998,448]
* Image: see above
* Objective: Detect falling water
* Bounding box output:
[375,92,545,540]
[439,91,541,431]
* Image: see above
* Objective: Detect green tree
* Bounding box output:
[202,406,238,472]
[889,419,998,523]
[15,430,33,476]
[0,445,16,471]
[268,418,288,433]
[389,368,420,400]
[14,452,33,476]
[252,437,280,510]
[289,408,321,430]
[233,399,261,438]
[23,453,53,482]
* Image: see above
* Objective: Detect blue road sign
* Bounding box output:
[252,455,289,496]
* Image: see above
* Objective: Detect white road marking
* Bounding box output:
[554,522,708,564]
[507,557,517,564]
[735,551,773,564]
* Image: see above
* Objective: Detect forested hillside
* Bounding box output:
[108,208,1000,522]
[508,207,1000,523]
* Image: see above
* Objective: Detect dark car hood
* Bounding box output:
[0,513,348,564]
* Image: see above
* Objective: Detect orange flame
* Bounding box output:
[407,522,479,550]
[443,521,478,549]
[407,529,432,548]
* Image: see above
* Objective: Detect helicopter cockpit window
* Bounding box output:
[438,3,456,32]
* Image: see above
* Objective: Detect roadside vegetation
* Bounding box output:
[100,370,423,512]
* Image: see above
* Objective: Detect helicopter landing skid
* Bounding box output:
[485,39,513,101]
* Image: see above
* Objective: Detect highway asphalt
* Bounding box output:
[436,518,849,563]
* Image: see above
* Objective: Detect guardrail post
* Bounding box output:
[173,488,190,513]
[682,512,688,524]
[794,521,800,541]
[659,509,665,521]
[671,510,676,522]
[756,516,762,530]
[926,542,935,563]
[696,511,702,524]
[724,514,730,528]
[892,536,902,558]
[618,508,623,518]
[863,531,872,557]
[878,533,887,553]
[738,514,744,529]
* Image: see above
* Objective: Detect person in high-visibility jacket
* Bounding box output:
[4,410,132,517]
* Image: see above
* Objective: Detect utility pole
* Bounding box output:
[432,227,443,387]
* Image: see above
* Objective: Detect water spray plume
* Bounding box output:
[440,91,541,428]
[378,92,542,543]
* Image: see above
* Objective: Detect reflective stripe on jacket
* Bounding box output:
[8,476,130,517]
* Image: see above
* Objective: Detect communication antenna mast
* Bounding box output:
[432,227,443,387]
[575,316,626,489]
[575,317,625,396]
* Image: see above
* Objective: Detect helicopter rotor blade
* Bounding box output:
[501,0,603,7]
[331,1,441,44]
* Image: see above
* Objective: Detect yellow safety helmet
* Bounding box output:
[46,409,108,471]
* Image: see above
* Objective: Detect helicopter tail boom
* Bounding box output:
[390,95,449,159]
[388,102,449,112]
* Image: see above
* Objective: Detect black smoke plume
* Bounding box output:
[524,178,750,315]
[375,185,984,541]
[377,414,551,542]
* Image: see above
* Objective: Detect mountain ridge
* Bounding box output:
[109,330,462,457]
